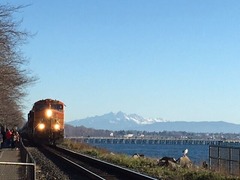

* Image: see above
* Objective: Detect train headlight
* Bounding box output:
[38,123,45,130]
[54,124,60,130]
[46,109,53,118]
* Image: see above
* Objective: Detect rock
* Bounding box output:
[132,153,144,159]
[179,155,192,168]
[168,160,179,170]
[158,157,177,167]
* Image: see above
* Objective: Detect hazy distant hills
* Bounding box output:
[67,111,240,133]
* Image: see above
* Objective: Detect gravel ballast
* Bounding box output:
[27,147,70,180]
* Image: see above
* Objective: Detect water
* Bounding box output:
[88,143,209,165]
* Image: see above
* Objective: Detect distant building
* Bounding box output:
[124,134,134,138]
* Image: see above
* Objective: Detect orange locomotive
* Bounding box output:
[24,99,65,144]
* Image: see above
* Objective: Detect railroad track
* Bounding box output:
[40,145,158,180]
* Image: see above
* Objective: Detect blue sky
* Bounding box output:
[6,1,240,123]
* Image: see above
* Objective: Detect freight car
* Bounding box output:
[21,99,65,144]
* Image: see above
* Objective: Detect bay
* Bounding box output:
[88,143,209,165]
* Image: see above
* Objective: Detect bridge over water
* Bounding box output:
[67,137,240,146]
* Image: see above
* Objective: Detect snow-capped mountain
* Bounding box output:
[67,111,166,130]
[67,111,240,133]
[118,112,166,125]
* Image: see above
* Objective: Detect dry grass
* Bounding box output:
[61,139,240,180]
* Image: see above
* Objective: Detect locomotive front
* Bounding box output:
[28,99,64,144]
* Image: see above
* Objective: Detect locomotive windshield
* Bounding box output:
[34,104,48,112]
[51,104,63,111]
[34,101,63,112]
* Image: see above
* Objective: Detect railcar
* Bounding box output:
[23,99,65,144]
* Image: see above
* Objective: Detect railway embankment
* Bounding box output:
[61,139,240,180]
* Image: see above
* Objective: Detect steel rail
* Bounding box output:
[41,145,106,179]
[52,145,158,180]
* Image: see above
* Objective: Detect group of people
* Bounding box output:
[0,128,20,149]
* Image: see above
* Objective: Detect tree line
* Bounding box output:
[0,4,36,129]
[65,124,240,140]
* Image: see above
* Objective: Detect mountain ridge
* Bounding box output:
[67,111,240,133]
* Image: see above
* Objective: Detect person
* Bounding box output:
[5,129,12,147]
[12,131,20,150]
[0,132,3,149]
[1,127,6,148]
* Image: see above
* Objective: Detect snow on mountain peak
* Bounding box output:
[114,111,166,125]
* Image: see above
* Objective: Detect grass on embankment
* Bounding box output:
[61,139,240,180]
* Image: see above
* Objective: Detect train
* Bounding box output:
[21,99,65,144]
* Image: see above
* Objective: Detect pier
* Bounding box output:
[67,137,240,146]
